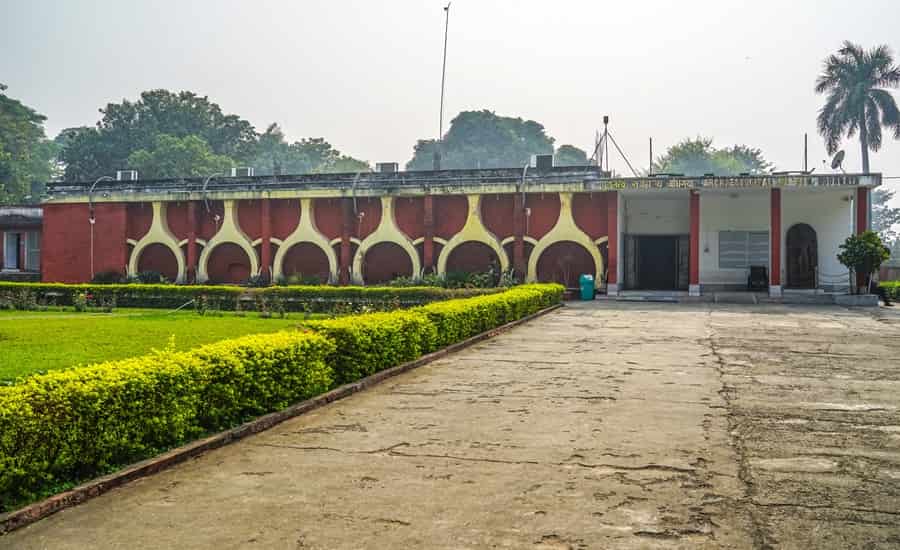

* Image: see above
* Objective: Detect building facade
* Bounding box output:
[41,167,879,295]
[0,206,42,281]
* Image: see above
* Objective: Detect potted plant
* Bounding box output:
[837,231,890,294]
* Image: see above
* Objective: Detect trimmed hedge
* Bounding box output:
[880,281,900,301]
[301,284,563,384]
[0,332,334,509]
[302,311,437,385]
[0,283,563,511]
[0,282,500,312]
[415,284,564,349]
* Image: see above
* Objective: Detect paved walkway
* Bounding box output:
[6,302,900,549]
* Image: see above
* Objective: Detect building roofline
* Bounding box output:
[42,167,881,204]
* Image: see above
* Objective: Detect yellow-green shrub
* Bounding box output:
[0,331,333,510]
[415,284,564,348]
[302,311,437,385]
[880,281,900,300]
[0,283,563,512]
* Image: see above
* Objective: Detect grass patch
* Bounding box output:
[0,309,311,382]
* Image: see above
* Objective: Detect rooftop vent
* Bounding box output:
[231,167,254,177]
[116,169,138,181]
[530,154,554,171]
[376,162,399,173]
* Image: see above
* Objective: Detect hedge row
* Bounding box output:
[0,282,500,312]
[0,332,334,510]
[880,281,900,300]
[301,284,563,385]
[0,284,563,511]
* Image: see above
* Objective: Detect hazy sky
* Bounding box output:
[3,0,900,208]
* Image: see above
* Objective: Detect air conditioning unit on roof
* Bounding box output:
[376,162,399,173]
[116,169,139,181]
[231,167,254,177]
[530,154,554,171]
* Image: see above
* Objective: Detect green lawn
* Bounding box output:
[0,309,312,381]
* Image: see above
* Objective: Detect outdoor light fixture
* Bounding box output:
[88,175,114,279]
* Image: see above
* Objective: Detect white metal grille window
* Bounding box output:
[718,231,769,269]
[26,231,40,271]
[3,232,19,270]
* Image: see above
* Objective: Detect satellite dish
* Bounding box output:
[831,150,846,172]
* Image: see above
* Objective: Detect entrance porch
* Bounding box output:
[606,185,872,298]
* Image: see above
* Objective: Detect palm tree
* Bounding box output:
[816,41,900,173]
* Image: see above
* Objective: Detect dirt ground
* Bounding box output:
[5,302,900,549]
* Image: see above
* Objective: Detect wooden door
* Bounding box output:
[786,223,817,289]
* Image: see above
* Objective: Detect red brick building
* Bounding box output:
[41,167,879,294]
[1,206,42,281]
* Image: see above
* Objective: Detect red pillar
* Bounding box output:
[340,198,353,285]
[856,187,869,234]
[186,202,198,283]
[689,191,700,295]
[423,195,435,273]
[513,194,526,279]
[770,189,782,291]
[260,199,272,283]
[856,187,870,289]
[606,191,618,292]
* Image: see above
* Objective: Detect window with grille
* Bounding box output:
[718,231,769,269]
[26,231,40,271]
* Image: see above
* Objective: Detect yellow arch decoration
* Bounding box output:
[436,194,509,275]
[127,201,186,283]
[272,198,339,283]
[197,199,259,282]
[527,192,604,288]
[351,196,421,284]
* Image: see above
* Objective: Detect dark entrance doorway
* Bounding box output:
[786,223,817,289]
[624,235,689,290]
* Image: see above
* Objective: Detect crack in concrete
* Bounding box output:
[706,307,775,550]
[749,501,900,517]
[253,441,704,476]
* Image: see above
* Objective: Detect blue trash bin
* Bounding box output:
[579,274,595,300]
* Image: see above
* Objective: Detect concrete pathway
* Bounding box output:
[6,302,900,549]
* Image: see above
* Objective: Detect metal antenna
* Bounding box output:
[586,116,639,177]
[603,116,609,173]
[435,2,451,170]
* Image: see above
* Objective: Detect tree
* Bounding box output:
[555,144,589,166]
[250,123,369,175]
[0,84,58,203]
[652,137,772,176]
[872,188,900,245]
[837,230,891,292]
[406,110,554,170]
[126,135,234,179]
[815,41,900,174]
[60,90,257,180]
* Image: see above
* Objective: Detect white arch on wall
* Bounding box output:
[412,236,449,246]
[436,194,509,275]
[351,196,421,284]
[272,198,339,283]
[197,199,259,283]
[127,201,186,283]
[527,192,604,288]
[500,235,539,247]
